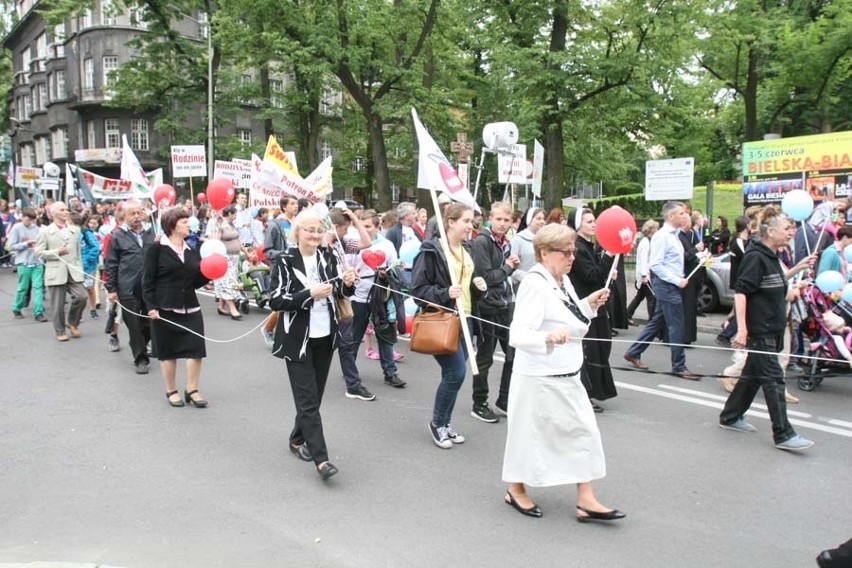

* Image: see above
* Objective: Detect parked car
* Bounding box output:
[698,253,735,312]
[330,199,364,210]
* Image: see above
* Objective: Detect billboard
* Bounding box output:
[742,131,852,206]
[645,158,694,200]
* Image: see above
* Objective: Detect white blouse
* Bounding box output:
[509,264,597,376]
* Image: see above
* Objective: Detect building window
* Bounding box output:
[131,118,149,151]
[34,137,49,165]
[35,33,47,60]
[53,69,65,100]
[391,183,400,203]
[354,156,364,171]
[103,55,118,98]
[20,144,34,167]
[21,46,31,78]
[101,0,117,25]
[87,121,97,148]
[23,93,31,120]
[320,141,332,160]
[51,128,68,158]
[129,6,148,29]
[238,129,252,146]
[83,58,94,91]
[52,23,65,57]
[105,118,121,149]
[197,11,209,38]
[270,79,284,108]
[34,83,47,111]
[81,8,93,29]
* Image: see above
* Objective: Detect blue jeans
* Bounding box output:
[432,321,471,427]
[351,301,398,377]
[625,276,687,373]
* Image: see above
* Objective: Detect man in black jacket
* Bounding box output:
[470,202,519,422]
[105,201,156,374]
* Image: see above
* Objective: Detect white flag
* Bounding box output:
[120,134,151,190]
[412,108,479,212]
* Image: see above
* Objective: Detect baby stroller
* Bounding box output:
[797,287,849,391]
[237,256,271,312]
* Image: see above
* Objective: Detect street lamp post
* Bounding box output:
[206,22,213,180]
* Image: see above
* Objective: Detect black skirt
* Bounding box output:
[580,314,618,401]
[151,310,207,360]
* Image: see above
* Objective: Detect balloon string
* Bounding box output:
[44,252,850,366]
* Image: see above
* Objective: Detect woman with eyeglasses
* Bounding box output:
[502,223,623,522]
[269,209,358,481]
[209,204,247,319]
[567,208,617,412]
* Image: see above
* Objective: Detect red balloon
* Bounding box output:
[196,192,207,203]
[255,244,266,262]
[361,249,386,270]
[200,253,229,280]
[153,184,176,207]
[595,206,637,255]
[206,178,235,211]
[405,314,414,335]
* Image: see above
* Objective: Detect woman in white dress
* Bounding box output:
[502,223,626,522]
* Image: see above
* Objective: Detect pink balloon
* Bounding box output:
[196,192,207,203]
[595,206,637,255]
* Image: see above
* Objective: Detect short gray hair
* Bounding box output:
[661,201,685,220]
[396,202,415,218]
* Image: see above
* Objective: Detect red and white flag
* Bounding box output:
[412,108,479,212]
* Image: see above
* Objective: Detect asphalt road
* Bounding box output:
[1,268,850,568]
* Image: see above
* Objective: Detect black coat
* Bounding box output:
[678,230,703,343]
[410,237,479,311]
[470,227,515,314]
[105,226,156,299]
[268,246,354,361]
[141,242,210,312]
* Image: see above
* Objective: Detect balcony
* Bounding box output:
[66,87,110,109]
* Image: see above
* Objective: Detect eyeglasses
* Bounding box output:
[301,227,325,235]
[552,248,576,257]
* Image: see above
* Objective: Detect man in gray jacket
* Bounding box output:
[9,208,47,322]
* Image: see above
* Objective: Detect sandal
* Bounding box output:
[166,390,185,407]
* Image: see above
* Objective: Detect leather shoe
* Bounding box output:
[317,462,338,481]
[675,370,702,381]
[56,334,69,342]
[576,505,626,523]
[65,323,82,338]
[290,442,312,462]
[505,491,542,518]
[623,354,648,370]
[591,402,604,413]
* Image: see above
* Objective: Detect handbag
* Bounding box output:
[335,296,354,321]
[410,308,460,355]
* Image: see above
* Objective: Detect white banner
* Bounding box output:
[645,158,695,200]
[75,165,162,200]
[171,145,207,178]
[498,144,527,184]
[531,140,544,197]
[213,159,251,188]
[15,166,41,188]
[232,158,253,189]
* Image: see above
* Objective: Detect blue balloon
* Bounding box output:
[188,216,200,232]
[842,283,852,303]
[404,298,418,316]
[844,245,852,263]
[815,270,845,294]
[781,190,814,222]
[399,241,421,265]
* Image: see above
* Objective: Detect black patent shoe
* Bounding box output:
[576,505,626,523]
[184,389,208,408]
[505,491,542,518]
[166,390,185,407]
[317,462,338,481]
[289,443,312,462]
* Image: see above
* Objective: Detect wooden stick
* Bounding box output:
[429,189,479,376]
[189,176,195,211]
[602,253,620,291]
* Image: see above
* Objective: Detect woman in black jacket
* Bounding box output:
[142,207,211,408]
[269,209,357,481]
[568,208,616,411]
[411,203,480,449]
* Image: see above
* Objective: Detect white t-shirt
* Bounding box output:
[353,236,398,303]
[303,253,331,338]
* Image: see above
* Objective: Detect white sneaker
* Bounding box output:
[445,425,465,444]
[428,422,452,449]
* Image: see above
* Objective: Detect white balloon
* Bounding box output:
[313,202,329,220]
[200,239,227,258]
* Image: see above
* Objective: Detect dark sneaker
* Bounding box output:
[90,309,99,319]
[428,422,452,449]
[13,311,24,319]
[108,335,121,352]
[384,373,407,388]
[34,314,48,323]
[715,336,731,347]
[471,403,500,423]
[135,361,149,375]
[445,425,465,444]
[345,385,376,401]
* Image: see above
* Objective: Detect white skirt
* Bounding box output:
[502,372,606,487]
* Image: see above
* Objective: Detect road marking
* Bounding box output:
[655,384,814,419]
[615,381,852,439]
[827,419,852,429]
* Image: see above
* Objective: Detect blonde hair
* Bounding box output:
[288,209,325,244]
[534,224,577,262]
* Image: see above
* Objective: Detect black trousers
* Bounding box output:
[627,282,656,321]
[120,295,151,365]
[286,336,334,465]
[472,310,513,408]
